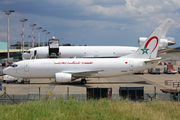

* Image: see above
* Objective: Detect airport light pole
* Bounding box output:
[46,32,50,46]
[20,34,23,53]
[28,36,31,48]
[30,23,36,48]
[33,37,35,46]
[42,30,46,46]
[60,38,64,46]
[3,10,15,64]
[37,27,42,47]
[20,18,28,53]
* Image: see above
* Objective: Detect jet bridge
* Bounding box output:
[48,37,60,58]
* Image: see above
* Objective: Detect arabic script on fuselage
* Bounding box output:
[54,61,93,65]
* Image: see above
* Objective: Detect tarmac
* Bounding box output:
[0,54,180,101]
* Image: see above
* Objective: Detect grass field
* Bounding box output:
[0,99,180,120]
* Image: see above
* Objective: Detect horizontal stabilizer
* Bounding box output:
[158,47,176,53]
[144,58,170,64]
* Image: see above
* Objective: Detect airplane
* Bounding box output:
[22,19,175,59]
[3,25,165,84]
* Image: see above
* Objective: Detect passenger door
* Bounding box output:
[24,61,29,72]
[129,61,134,71]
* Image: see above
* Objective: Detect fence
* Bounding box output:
[0,86,175,104]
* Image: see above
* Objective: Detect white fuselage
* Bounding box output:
[3,58,157,79]
[22,46,138,59]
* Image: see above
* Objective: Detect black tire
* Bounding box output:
[81,79,87,84]
[21,80,24,84]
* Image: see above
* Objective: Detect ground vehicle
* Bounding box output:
[148,67,161,74]
[178,67,180,73]
[164,64,177,74]
[49,53,57,58]
[2,75,18,84]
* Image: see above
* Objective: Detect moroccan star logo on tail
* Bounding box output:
[141,47,149,54]
[141,36,159,55]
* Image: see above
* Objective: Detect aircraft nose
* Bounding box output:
[3,67,8,75]
[3,67,12,75]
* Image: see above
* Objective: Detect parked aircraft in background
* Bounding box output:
[4,26,164,84]
[23,46,138,59]
[22,19,175,60]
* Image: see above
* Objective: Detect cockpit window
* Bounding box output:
[26,51,31,53]
[11,64,18,67]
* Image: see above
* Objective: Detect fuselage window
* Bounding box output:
[26,51,30,53]
[11,64,18,67]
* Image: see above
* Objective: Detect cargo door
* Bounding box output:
[24,61,29,72]
[34,50,37,57]
[129,61,134,71]
[49,39,59,58]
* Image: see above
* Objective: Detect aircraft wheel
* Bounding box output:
[81,79,87,84]
[21,80,24,84]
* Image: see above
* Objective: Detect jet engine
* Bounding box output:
[55,73,73,82]
[138,37,175,48]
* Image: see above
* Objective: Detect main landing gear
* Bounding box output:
[20,79,30,84]
[81,78,87,84]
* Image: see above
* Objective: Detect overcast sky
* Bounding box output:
[0,0,179,47]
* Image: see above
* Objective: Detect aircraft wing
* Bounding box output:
[158,47,176,53]
[64,70,104,77]
[83,55,121,58]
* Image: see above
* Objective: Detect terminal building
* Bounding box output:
[0,41,23,66]
[0,41,49,66]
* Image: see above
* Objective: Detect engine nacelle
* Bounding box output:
[138,37,175,48]
[55,73,73,82]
